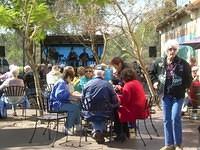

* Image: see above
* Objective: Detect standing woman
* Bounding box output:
[150,39,192,150]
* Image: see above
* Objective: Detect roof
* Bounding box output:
[180,37,200,49]
[156,1,200,31]
[42,35,104,46]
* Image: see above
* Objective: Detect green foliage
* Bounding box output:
[0,0,56,42]
[0,32,23,65]
[0,6,17,27]
[0,0,57,65]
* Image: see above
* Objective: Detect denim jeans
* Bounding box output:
[162,96,184,146]
[91,118,106,133]
[59,102,80,128]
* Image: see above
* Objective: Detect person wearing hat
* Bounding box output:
[150,39,192,150]
[81,65,119,144]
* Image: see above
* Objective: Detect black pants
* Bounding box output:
[113,110,129,138]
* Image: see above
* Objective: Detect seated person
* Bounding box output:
[81,65,119,144]
[0,64,17,82]
[46,65,62,86]
[0,65,26,116]
[189,66,200,108]
[79,66,93,92]
[115,68,149,141]
[73,66,85,93]
[79,48,89,66]
[50,67,80,135]
[23,65,36,96]
[67,48,78,67]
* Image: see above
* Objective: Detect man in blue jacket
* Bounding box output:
[81,65,119,144]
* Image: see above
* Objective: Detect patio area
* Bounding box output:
[0,109,200,150]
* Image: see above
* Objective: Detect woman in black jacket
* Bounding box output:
[150,39,192,150]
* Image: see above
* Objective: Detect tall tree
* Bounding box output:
[103,0,168,105]
[0,0,56,115]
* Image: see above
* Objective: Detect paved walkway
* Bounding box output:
[0,109,200,150]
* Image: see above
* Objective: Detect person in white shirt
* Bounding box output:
[46,65,62,86]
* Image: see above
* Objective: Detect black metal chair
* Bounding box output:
[2,86,26,117]
[79,96,114,146]
[28,84,67,147]
[135,95,159,146]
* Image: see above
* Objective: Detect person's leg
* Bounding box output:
[12,104,17,116]
[59,103,80,128]
[114,109,123,137]
[89,117,106,144]
[171,98,183,146]
[123,122,130,138]
[162,96,174,146]
[91,119,106,133]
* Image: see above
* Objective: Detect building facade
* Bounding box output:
[157,0,200,64]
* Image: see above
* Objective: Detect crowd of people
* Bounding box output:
[0,39,199,150]
[0,56,149,144]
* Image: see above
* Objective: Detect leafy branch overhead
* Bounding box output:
[0,0,58,115]
[0,1,56,42]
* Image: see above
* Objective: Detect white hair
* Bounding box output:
[164,39,179,54]
[9,64,16,71]
[10,66,19,77]
[24,65,31,73]
[94,69,104,78]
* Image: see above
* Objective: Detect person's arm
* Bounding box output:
[107,83,119,108]
[183,62,193,89]
[54,82,70,102]
[0,79,9,90]
[149,59,162,89]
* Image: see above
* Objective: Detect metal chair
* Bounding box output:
[28,85,67,147]
[2,86,26,117]
[135,96,159,146]
[79,96,114,146]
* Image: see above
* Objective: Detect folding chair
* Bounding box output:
[2,86,27,117]
[28,85,67,147]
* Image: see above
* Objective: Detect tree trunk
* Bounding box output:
[139,58,160,108]
[90,34,100,64]
[100,33,108,64]
[24,38,44,116]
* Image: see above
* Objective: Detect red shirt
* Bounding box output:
[189,81,200,101]
[118,80,149,123]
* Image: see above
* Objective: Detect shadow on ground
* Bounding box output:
[0,127,65,149]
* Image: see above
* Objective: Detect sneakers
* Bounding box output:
[75,124,81,132]
[160,145,175,150]
[74,125,83,136]
[175,146,183,150]
[93,130,105,144]
[63,127,73,135]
